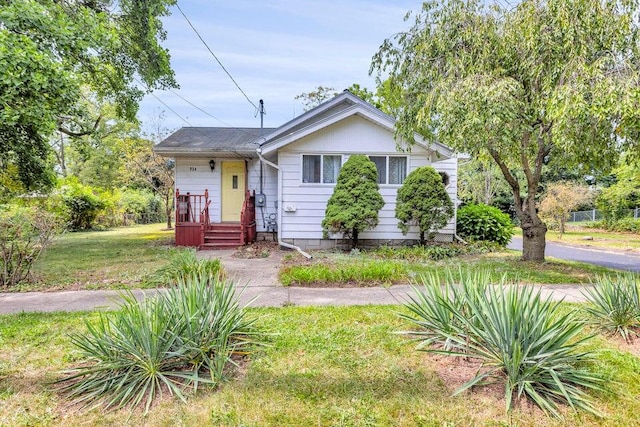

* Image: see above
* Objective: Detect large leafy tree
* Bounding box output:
[322,155,385,248]
[396,166,453,245]
[0,0,177,192]
[372,0,640,261]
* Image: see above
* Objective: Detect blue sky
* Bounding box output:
[137,0,422,133]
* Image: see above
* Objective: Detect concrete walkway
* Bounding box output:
[0,248,597,315]
[0,283,590,315]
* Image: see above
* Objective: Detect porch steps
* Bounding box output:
[200,223,243,250]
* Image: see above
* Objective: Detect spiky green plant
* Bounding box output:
[145,249,223,286]
[55,275,260,413]
[399,269,491,351]
[401,271,603,418]
[582,273,640,342]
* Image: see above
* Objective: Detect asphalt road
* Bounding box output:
[508,237,640,273]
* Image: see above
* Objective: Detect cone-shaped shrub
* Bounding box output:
[322,155,385,248]
[396,166,454,244]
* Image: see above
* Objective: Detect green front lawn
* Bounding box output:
[1,306,639,426]
[27,224,177,291]
[517,225,640,252]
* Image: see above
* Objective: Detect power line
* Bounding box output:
[141,85,194,127]
[166,88,234,127]
[175,3,258,112]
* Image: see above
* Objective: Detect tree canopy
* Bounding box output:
[0,0,177,191]
[372,0,640,261]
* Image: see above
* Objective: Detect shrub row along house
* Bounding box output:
[154,91,458,251]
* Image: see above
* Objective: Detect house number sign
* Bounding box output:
[189,167,197,171]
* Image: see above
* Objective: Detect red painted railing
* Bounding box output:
[175,189,210,247]
[240,190,256,244]
[176,189,209,225]
[175,188,256,247]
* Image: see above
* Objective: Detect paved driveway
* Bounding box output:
[508,237,640,272]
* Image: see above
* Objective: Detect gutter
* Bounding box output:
[256,149,312,259]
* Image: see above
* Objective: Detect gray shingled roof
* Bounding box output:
[154,127,276,156]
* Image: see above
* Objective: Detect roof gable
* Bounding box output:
[260,91,453,158]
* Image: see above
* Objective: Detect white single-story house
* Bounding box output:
[154,91,458,252]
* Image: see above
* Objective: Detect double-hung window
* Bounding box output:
[369,156,407,185]
[302,155,342,183]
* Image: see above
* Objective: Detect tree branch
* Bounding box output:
[57,115,102,137]
[488,147,523,217]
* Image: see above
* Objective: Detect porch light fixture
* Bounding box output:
[209,159,215,172]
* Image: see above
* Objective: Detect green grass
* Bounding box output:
[516,225,640,251]
[280,250,620,286]
[280,258,406,286]
[2,306,640,426]
[26,224,178,291]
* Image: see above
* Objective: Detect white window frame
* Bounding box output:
[301,154,343,184]
[369,155,408,185]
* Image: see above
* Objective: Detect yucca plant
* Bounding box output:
[145,249,223,286]
[451,285,603,418]
[399,269,491,351]
[401,271,603,418]
[56,275,260,413]
[582,273,640,342]
[165,274,260,390]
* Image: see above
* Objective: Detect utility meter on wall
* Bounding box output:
[256,193,266,207]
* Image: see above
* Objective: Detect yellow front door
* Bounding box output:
[221,161,245,222]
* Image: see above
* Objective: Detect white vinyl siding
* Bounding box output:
[432,157,458,235]
[278,115,448,241]
[247,159,278,232]
[174,157,222,223]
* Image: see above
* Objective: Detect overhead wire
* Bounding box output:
[175,3,258,112]
[138,81,194,127]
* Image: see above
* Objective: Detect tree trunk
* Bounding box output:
[165,190,173,230]
[520,219,546,262]
[352,228,359,249]
[419,230,425,246]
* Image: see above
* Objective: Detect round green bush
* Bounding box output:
[457,204,513,246]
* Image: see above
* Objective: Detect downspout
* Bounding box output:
[257,148,312,259]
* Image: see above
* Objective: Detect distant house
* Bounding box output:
[154,91,458,251]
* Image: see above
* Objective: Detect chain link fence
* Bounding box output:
[567,208,640,222]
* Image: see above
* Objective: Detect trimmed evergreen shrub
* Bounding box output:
[396,166,454,244]
[322,155,385,248]
[457,204,513,246]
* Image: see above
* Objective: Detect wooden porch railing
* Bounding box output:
[175,188,256,247]
[175,189,210,247]
[176,189,210,225]
[240,190,256,244]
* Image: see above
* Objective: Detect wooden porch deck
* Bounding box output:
[175,189,256,249]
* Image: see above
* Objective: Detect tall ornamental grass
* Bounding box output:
[145,249,223,286]
[56,275,260,413]
[402,271,603,418]
[582,273,640,342]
